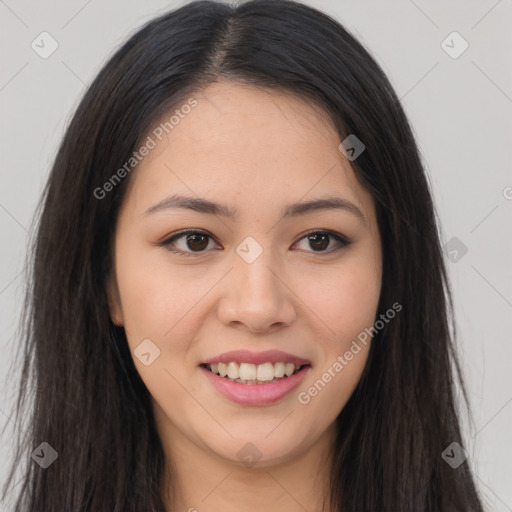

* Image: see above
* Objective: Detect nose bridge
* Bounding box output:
[233,234,280,301]
[218,234,296,331]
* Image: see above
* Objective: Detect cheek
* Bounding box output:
[296,270,377,417]
[300,257,380,416]
[114,231,198,330]
[300,259,381,341]
[118,266,167,336]
[115,251,198,408]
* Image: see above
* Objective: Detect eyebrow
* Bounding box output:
[144,194,366,224]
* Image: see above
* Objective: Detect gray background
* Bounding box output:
[1,0,511,510]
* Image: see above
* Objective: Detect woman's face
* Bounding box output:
[108,81,382,469]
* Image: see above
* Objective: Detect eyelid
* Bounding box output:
[158,228,352,257]
[159,229,218,257]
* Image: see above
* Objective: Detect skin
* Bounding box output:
[107,81,382,512]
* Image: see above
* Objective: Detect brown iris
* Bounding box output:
[185,233,209,251]
[307,233,329,251]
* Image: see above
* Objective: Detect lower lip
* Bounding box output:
[200,365,311,406]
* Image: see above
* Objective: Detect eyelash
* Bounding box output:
[158,229,352,258]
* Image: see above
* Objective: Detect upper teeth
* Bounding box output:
[208,362,299,381]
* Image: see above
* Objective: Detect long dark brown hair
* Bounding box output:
[2,1,485,510]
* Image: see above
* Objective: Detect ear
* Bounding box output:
[106,271,124,326]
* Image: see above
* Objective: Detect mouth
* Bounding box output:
[200,361,310,385]
[199,362,311,406]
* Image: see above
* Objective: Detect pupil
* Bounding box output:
[309,233,329,251]
[187,234,208,251]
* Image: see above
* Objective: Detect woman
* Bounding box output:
[2,0,485,510]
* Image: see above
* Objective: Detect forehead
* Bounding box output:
[167,81,339,158]
[122,81,374,223]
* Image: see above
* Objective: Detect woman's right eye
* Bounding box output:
[160,230,219,257]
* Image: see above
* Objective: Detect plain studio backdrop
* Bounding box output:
[0,0,511,510]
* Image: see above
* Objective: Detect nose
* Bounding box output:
[217,248,297,334]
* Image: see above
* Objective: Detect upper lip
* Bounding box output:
[201,349,311,366]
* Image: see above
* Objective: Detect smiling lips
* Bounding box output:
[201,348,311,383]
[200,349,311,405]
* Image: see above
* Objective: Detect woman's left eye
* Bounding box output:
[294,231,352,254]
[159,229,352,257]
